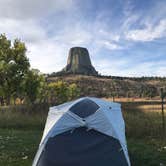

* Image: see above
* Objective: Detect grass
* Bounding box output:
[0,129,41,166]
[124,110,163,138]
[0,111,46,130]
[129,138,166,166]
[0,101,166,166]
[0,129,165,166]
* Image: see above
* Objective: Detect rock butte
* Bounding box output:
[58,47,98,76]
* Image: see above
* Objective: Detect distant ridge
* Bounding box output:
[47,74,166,98]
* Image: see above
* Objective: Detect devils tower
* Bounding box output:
[57,47,98,76]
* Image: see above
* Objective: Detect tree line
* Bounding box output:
[0,34,79,106]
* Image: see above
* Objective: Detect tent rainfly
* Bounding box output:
[33,97,131,166]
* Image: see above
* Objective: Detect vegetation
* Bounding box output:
[0,101,166,166]
[47,81,79,104]
[0,34,79,106]
[0,34,29,105]
[47,75,162,98]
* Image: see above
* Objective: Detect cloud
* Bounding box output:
[95,58,129,76]
[0,17,68,74]
[54,24,92,46]
[0,18,47,43]
[0,0,165,76]
[98,29,120,42]
[27,40,67,73]
[0,0,74,19]
[95,58,166,77]
[96,40,122,50]
[126,19,166,42]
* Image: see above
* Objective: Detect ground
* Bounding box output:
[0,100,166,166]
[0,129,165,166]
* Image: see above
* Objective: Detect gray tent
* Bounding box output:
[33,97,130,166]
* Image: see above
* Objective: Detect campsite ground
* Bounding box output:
[0,129,165,166]
[0,99,166,166]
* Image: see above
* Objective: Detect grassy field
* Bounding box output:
[0,101,166,166]
[0,129,165,166]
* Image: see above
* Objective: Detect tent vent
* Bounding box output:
[69,99,99,118]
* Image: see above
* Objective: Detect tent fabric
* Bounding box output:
[33,97,130,166]
[37,127,128,166]
[69,98,99,118]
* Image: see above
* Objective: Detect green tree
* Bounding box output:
[68,83,80,100]
[24,69,46,104]
[0,34,12,105]
[0,34,30,105]
[48,81,68,104]
[47,81,80,105]
[0,34,80,106]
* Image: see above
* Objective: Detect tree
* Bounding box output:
[0,34,12,105]
[68,83,80,100]
[0,34,80,106]
[48,81,68,104]
[24,69,45,104]
[47,81,80,105]
[0,34,30,105]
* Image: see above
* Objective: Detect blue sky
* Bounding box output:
[0,0,166,76]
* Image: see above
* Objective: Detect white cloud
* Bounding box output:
[95,58,129,76]
[27,40,67,73]
[0,0,74,19]
[0,0,165,76]
[54,25,92,46]
[126,19,166,42]
[0,0,76,73]
[98,29,120,42]
[0,18,46,43]
[0,17,67,74]
[95,59,166,77]
[122,0,166,43]
[96,40,122,50]
[122,14,139,32]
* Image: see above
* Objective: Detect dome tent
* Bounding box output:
[33,97,130,166]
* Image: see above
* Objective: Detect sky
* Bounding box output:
[0,0,166,77]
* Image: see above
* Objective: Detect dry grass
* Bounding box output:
[0,99,166,165]
[105,97,166,138]
[105,97,164,113]
[0,109,47,129]
[0,99,165,137]
[48,75,160,98]
[105,97,161,102]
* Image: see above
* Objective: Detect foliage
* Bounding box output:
[48,81,80,104]
[47,75,161,98]
[0,34,30,105]
[48,81,68,104]
[23,69,46,104]
[0,34,80,106]
[68,83,80,100]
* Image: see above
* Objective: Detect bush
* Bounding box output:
[48,81,80,105]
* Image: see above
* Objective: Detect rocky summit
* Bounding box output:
[57,47,98,76]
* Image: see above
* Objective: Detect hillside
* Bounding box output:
[47,75,166,98]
